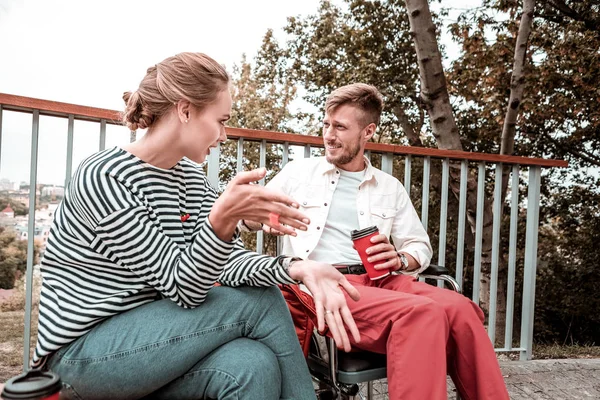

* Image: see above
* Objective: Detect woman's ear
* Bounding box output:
[176,100,191,123]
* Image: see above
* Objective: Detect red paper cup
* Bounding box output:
[350,226,390,280]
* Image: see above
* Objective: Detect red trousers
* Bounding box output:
[335,274,509,400]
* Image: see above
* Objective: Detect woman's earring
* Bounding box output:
[185,119,188,123]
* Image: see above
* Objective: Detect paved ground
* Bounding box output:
[362,358,600,399]
[3,358,599,398]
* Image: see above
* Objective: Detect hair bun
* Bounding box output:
[122,90,153,131]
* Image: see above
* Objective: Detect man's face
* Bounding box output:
[322,104,374,171]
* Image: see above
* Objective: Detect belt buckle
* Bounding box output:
[349,264,365,274]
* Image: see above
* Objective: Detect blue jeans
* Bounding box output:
[47,286,316,400]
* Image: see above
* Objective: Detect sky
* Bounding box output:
[0,0,479,187]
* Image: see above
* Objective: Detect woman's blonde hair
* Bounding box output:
[122,52,229,131]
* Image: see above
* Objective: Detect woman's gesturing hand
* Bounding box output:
[288,260,361,352]
[209,168,310,240]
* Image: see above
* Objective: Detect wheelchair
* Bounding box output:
[307,264,461,400]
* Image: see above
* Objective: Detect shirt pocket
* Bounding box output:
[370,207,397,235]
[290,186,325,210]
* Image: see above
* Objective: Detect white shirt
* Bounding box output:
[266,156,433,274]
[309,168,364,265]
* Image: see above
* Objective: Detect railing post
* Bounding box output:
[421,156,430,230]
[99,119,106,151]
[473,162,486,304]
[23,110,40,370]
[404,155,412,197]
[236,138,244,172]
[455,160,468,289]
[381,153,393,175]
[437,158,449,287]
[505,164,520,350]
[520,166,541,360]
[207,143,220,189]
[64,115,75,188]
[256,140,267,254]
[278,142,291,255]
[489,163,503,344]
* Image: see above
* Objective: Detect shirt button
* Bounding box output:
[331,181,335,184]
[317,226,321,230]
[360,211,364,215]
[303,201,307,206]
[382,213,386,217]
[306,249,310,253]
[336,171,339,174]
[324,203,328,206]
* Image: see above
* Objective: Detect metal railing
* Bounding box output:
[0,93,568,370]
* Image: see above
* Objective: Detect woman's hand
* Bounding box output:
[288,260,361,352]
[209,168,310,241]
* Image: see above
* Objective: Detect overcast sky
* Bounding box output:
[0,0,478,186]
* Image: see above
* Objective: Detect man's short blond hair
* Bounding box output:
[325,83,384,126]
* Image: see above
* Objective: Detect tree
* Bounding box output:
[0,227,38,289]
[448,0,599,343]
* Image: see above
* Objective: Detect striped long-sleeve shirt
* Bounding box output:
[32,147,295,366]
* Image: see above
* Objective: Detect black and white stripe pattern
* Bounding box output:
[33,147,294,367]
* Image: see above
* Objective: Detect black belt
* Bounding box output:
[334,264,366,275]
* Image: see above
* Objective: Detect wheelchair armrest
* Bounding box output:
[420,264,449,276]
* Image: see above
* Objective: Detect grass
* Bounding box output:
[534,342,600,360]
[0,308,38,382]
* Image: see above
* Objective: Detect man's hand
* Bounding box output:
[366,234,419,272]
[288,260,361,352]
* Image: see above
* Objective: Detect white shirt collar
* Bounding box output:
[316,156,378,184]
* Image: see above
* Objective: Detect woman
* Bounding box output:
[32,52,360,400]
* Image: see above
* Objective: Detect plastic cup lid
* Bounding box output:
[350,225,378,240]
[1,369,61,399]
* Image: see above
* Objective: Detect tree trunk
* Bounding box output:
[500,0,535,158]
[405,0,498,330]
[405,0,463,150]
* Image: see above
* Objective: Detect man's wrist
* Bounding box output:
[396,251,418,272]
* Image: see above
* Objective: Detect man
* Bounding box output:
[243,83,508,399]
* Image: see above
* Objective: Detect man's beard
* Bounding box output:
[325,140,362,167]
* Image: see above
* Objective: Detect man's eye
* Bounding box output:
[323,123,330,128]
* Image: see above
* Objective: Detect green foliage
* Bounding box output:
[535,184,600,344]
[0,227,38,290]
[446,0,600,344]
[0,197,28,216]
[283,0,425,143]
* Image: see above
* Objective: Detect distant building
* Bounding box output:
[13,225,28,241]
[0,204,14,218]
[41,185,65,198]
[0,178,18,191]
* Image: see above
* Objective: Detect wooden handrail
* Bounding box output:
[1,92,568,168]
